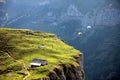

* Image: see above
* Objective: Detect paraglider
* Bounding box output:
[78,32,82,36]
[87,26,92,29]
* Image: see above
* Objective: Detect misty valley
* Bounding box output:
[0,0,120,80]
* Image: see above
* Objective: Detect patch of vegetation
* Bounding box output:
[0,28,81,80]
[0,29,15,53]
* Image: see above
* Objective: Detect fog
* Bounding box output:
[0,0,120,80]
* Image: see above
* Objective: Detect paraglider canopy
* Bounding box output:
[87,26,92,29]
[78,32,82,36]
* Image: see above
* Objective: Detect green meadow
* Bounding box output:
[0,28,81,80]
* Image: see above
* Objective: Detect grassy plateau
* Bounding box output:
[0,28,81,80]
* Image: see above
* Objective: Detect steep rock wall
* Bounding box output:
[38,54,85,80]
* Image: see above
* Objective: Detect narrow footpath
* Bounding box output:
[5,52,30,80]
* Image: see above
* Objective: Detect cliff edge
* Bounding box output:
[0,28,84,80]
[39,54,84,80]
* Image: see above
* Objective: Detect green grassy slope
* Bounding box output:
[0,28,81,80]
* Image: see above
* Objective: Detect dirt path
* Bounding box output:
[22,63,30,80]
[5,52,30,80]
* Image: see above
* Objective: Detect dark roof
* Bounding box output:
[32,58,47,64]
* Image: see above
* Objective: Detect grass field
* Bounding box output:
[0,28,81,80]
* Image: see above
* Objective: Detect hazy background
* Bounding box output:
[0,0,120,80]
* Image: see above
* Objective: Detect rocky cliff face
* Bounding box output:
[39,54,84,80]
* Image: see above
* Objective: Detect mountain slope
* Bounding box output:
[0,28,84,80]
[1,0,120,80]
